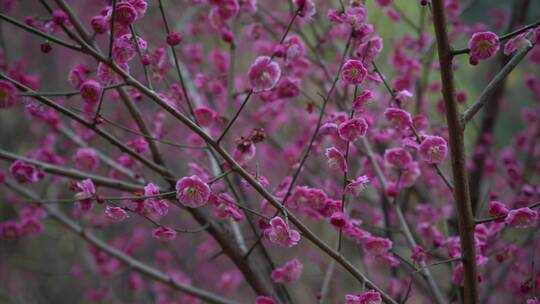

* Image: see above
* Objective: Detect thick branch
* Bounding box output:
[431,0,479,303]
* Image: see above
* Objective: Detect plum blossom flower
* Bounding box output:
[151,226,177,241]
[144,183,169,217]
[248,56,281,92]
[384,108,412,129]
[105,206,129,222]
[418,135,448,164]
[10,160,41,184]
[468,31,500,64]
[255,296,277,304]
[352,90,373,112]
[68,64,90,88]
[411,245,427,262]
[488,201,508,219]
[294,0,316,19]
[505,207,538,228]
[194,106,216,127]
[91,15,109,34]
[342,59,368,85]
[79,80,103,104]
[503,31,531,55]
[74,179,96,212]
[18,217,43,237]
[166,32,183,46]
[210,193,244,221]
[0,80,17,108]
[0,221,20,240]
[175,176,211,208]
[112,34,147,63]
[271,258,303,284]
[345,290,382,304]
[345,175,370,195]
[114,2,138,26]
[363,236,392,255]
[338,117,368,142]
[73,148,99,171]
[329,211,348,228]
[326,147,347,173]
[264,216,300,247]
[384,148,413,169]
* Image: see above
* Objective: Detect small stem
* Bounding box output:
[217,90,253,144]
[475,201,540,225]
[18,83,127,97]
[462,43,534,125]
[451,19,540,56]
[108,0,117,59]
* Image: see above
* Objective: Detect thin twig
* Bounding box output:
[462,43,534,125]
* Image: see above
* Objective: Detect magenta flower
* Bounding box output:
[345,290,382,304]
[271,258,303,284]
[248,56,281,92]
[73,148,99,171]
[210,193,245,222]
[329,211,348,228]
[384,108,412,129]
[345,175,370,195]
[488,201,509,219]
[0,80,17,109]
[79,80,103,104]
[505,207,538,228]
[112,34,147,63]
[10,160,41,184]
[264,216,300,247]
[194,106,216,127]
[74,179,96,212]
[105,206,129,222]
[468,31,500,63]
[326,147,347,173]
[363,236,392,255]
[68,64,90,88]
[342,59,368,85]
[338,117,368,142]
[352,89,373,112]
[255,296,277,304]
[91,15,109,34]
[114,2,138,26]
[294,0,316,19]
[74,179,96,201]
[411,245,427,262]
[18,217,43,237]
[175,175,211,208]
[151,226,177,241]
[384,147,413,169]
[503,32,531,55]
[166,32,183,46]
[418,135,448,164]
[144,183,169,217]
[0,221,20,240]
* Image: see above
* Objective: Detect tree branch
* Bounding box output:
[431,0,479,303]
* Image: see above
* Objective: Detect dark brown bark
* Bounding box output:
[431,0,479,303]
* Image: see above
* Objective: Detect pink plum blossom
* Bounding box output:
[175,176,211,208]
[418,135,448,164]
[264,217,300,247]
[342,59,368,85]
[271,258,303,284]
[247,56,281,92]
